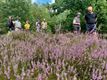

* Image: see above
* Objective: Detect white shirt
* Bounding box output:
[14,20,21,28]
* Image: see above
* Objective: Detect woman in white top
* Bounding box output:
[14,18,22,31]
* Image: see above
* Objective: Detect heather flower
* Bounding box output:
[0,32,107,79]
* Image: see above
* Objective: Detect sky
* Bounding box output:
[32,0,55,4]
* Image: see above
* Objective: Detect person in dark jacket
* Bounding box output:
[7,16,15,31]
[85,6,97,34]
[85,5,98,42]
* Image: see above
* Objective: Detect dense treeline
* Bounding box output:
[55,0,107,33]
[0,0,107,34]
[0,0,51,34]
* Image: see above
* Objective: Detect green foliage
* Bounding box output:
[95,0,107,33]
[0,0,107,34]
[56,10,70,23]
[0,0,32,33]
[58,0,107,33]
[29,4,51,31]
[0,0,51,34]
[48,10,71,32]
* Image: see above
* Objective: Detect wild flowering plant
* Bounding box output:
[0,31,107,80]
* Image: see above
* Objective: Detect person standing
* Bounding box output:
[41,19,47,33]
[14,17,22,31]
[24,20,30,31]
[85,5,97,34]
[7,16,15,31]
[73,12,81,34]
[36,19,41,32]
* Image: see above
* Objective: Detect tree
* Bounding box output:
[56,0,107,33]
[29,4,51,31]
[0,0,32,33]
[1,0,31,20]
[95,0,107,33]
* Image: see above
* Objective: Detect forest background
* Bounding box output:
[0,0,107,34]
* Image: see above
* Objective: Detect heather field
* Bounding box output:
[0,32,107,80]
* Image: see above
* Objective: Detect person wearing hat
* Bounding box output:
[41,19,47,33]
[85,5,97,34]
[73,12,81,34]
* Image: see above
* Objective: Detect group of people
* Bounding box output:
[36,19,47,32]
[7,16,48,32]
[73,5,97,35]
[7,5,97,36]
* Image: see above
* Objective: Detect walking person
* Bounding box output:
[73,12,81,34]
[41,19,47,33]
